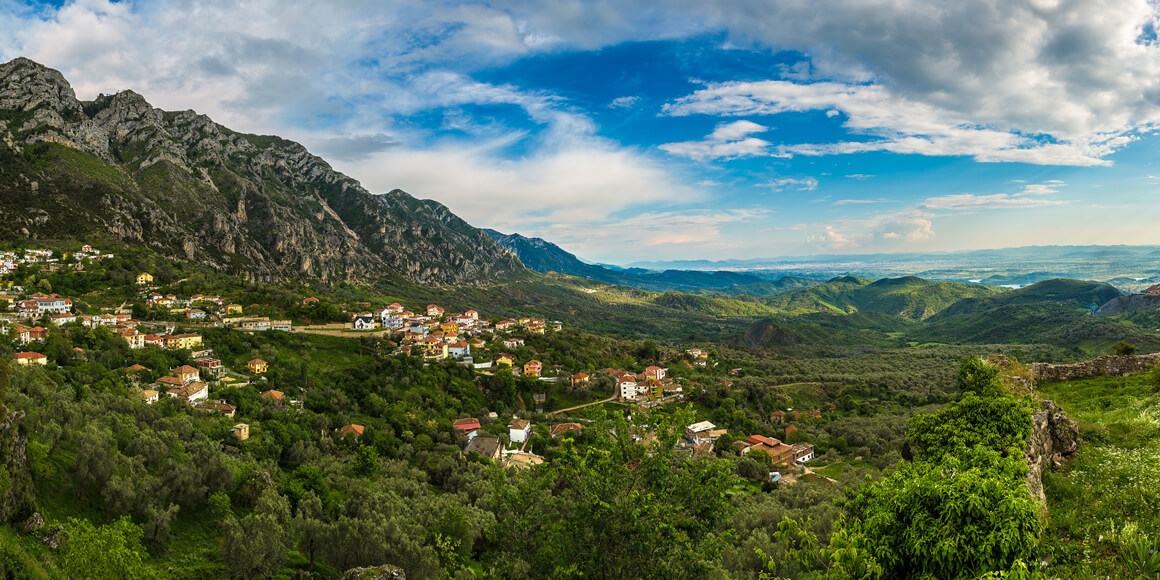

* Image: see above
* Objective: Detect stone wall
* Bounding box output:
[1023,401,1080,515]
[1029,353,1160,383]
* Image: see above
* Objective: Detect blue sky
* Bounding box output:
[3,0,1160,264]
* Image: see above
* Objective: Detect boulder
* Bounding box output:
[21,512,43,534]
[341,564,406,580]
[40,525,68,550]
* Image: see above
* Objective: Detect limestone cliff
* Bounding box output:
[0,57,524,285]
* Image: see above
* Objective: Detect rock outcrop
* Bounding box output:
[1029,353,1160,383]
[0,57,525,285]
[1024,400,1080,515]
[1094,293,1160,315]
[341,564,406,580]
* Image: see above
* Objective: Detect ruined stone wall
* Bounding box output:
[1029,353,1160,383]
[1024,401,1080,514]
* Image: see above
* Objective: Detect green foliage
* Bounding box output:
[1037,372,1160,577]
[757,517,884,580]
[62,516,150,580]
[1121,536,1160,580]
[486,407,739,577]
[841,446,1041,579]
[758,276,1003,321]
[906,358,1033,461]
[1113,340,1137,356]
[353,445,380,478]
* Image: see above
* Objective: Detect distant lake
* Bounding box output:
[999,284,1023,289]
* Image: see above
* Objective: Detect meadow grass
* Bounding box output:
[1039,373,1160,577]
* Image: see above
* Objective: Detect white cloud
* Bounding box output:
[659,120,774,161]
[807,226,855,249]
[920,181,1069,211]
[636,0,1160,166]
[761,177,818,191]
[609,95,641,109]
[833,198,891,205]
[339,142,700,235]
[664,80,1119,166]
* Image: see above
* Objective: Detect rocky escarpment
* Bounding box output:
[1029,353,1160,383]
[1094,293,1160,315]
[0,57,524,285]
[1024,400,1080,514]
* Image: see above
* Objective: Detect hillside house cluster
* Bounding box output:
[683,421,815,468]
[222,317,292,332]
[0,246,113,275]
[371,303,496,361]
[609,366,681,402]
[123,332,203,351]
[685,348,711,367]
[15,294,73,316]
[140,364,210,405]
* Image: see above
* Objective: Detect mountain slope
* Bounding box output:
[0,57,523,284]
[484,228,816,294]
[758,275,1005,320]
[928,279,1123,321]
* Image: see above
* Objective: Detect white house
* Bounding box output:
[380,312,406,330]
[352,316,376,330]
[447,341,470,359]
[509,419,532,444]
[618,377,640,400]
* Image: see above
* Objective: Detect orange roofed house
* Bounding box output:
[247,359,268,374]
[339,424,365,438]
[452,418,482,433]
[523,360,543,377]
[13,352,47,366]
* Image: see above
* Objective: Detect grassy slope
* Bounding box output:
[758,276,1005,320]
[929,278,1123,321]
[1038,373,1160,578]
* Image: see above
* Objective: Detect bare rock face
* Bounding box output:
[21,512,44,534]
[341,564,406,580]
[40,525,68,550]
[0,57,525,286]
[1024,400,1080,514]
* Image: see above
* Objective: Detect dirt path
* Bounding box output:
[290,323,388,338]
[548,395,617,416]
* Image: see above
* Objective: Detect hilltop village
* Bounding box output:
[1,246,821,486]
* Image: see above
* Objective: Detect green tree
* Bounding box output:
[957,356,1003,396]
[487,406,739,577]
[906,390,1032,461]
[1113,341,1137,357]
[841,445,1041,579]
[62,517,149,580]
[353,445,380,478]
[295,491,331,570]
[222,488,292,579]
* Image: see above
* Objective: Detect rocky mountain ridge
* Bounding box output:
[0,57,524,284]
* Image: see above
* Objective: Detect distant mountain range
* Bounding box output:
[621,245,1160,293]
[0,57,523,284]
[483,229,818,295]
